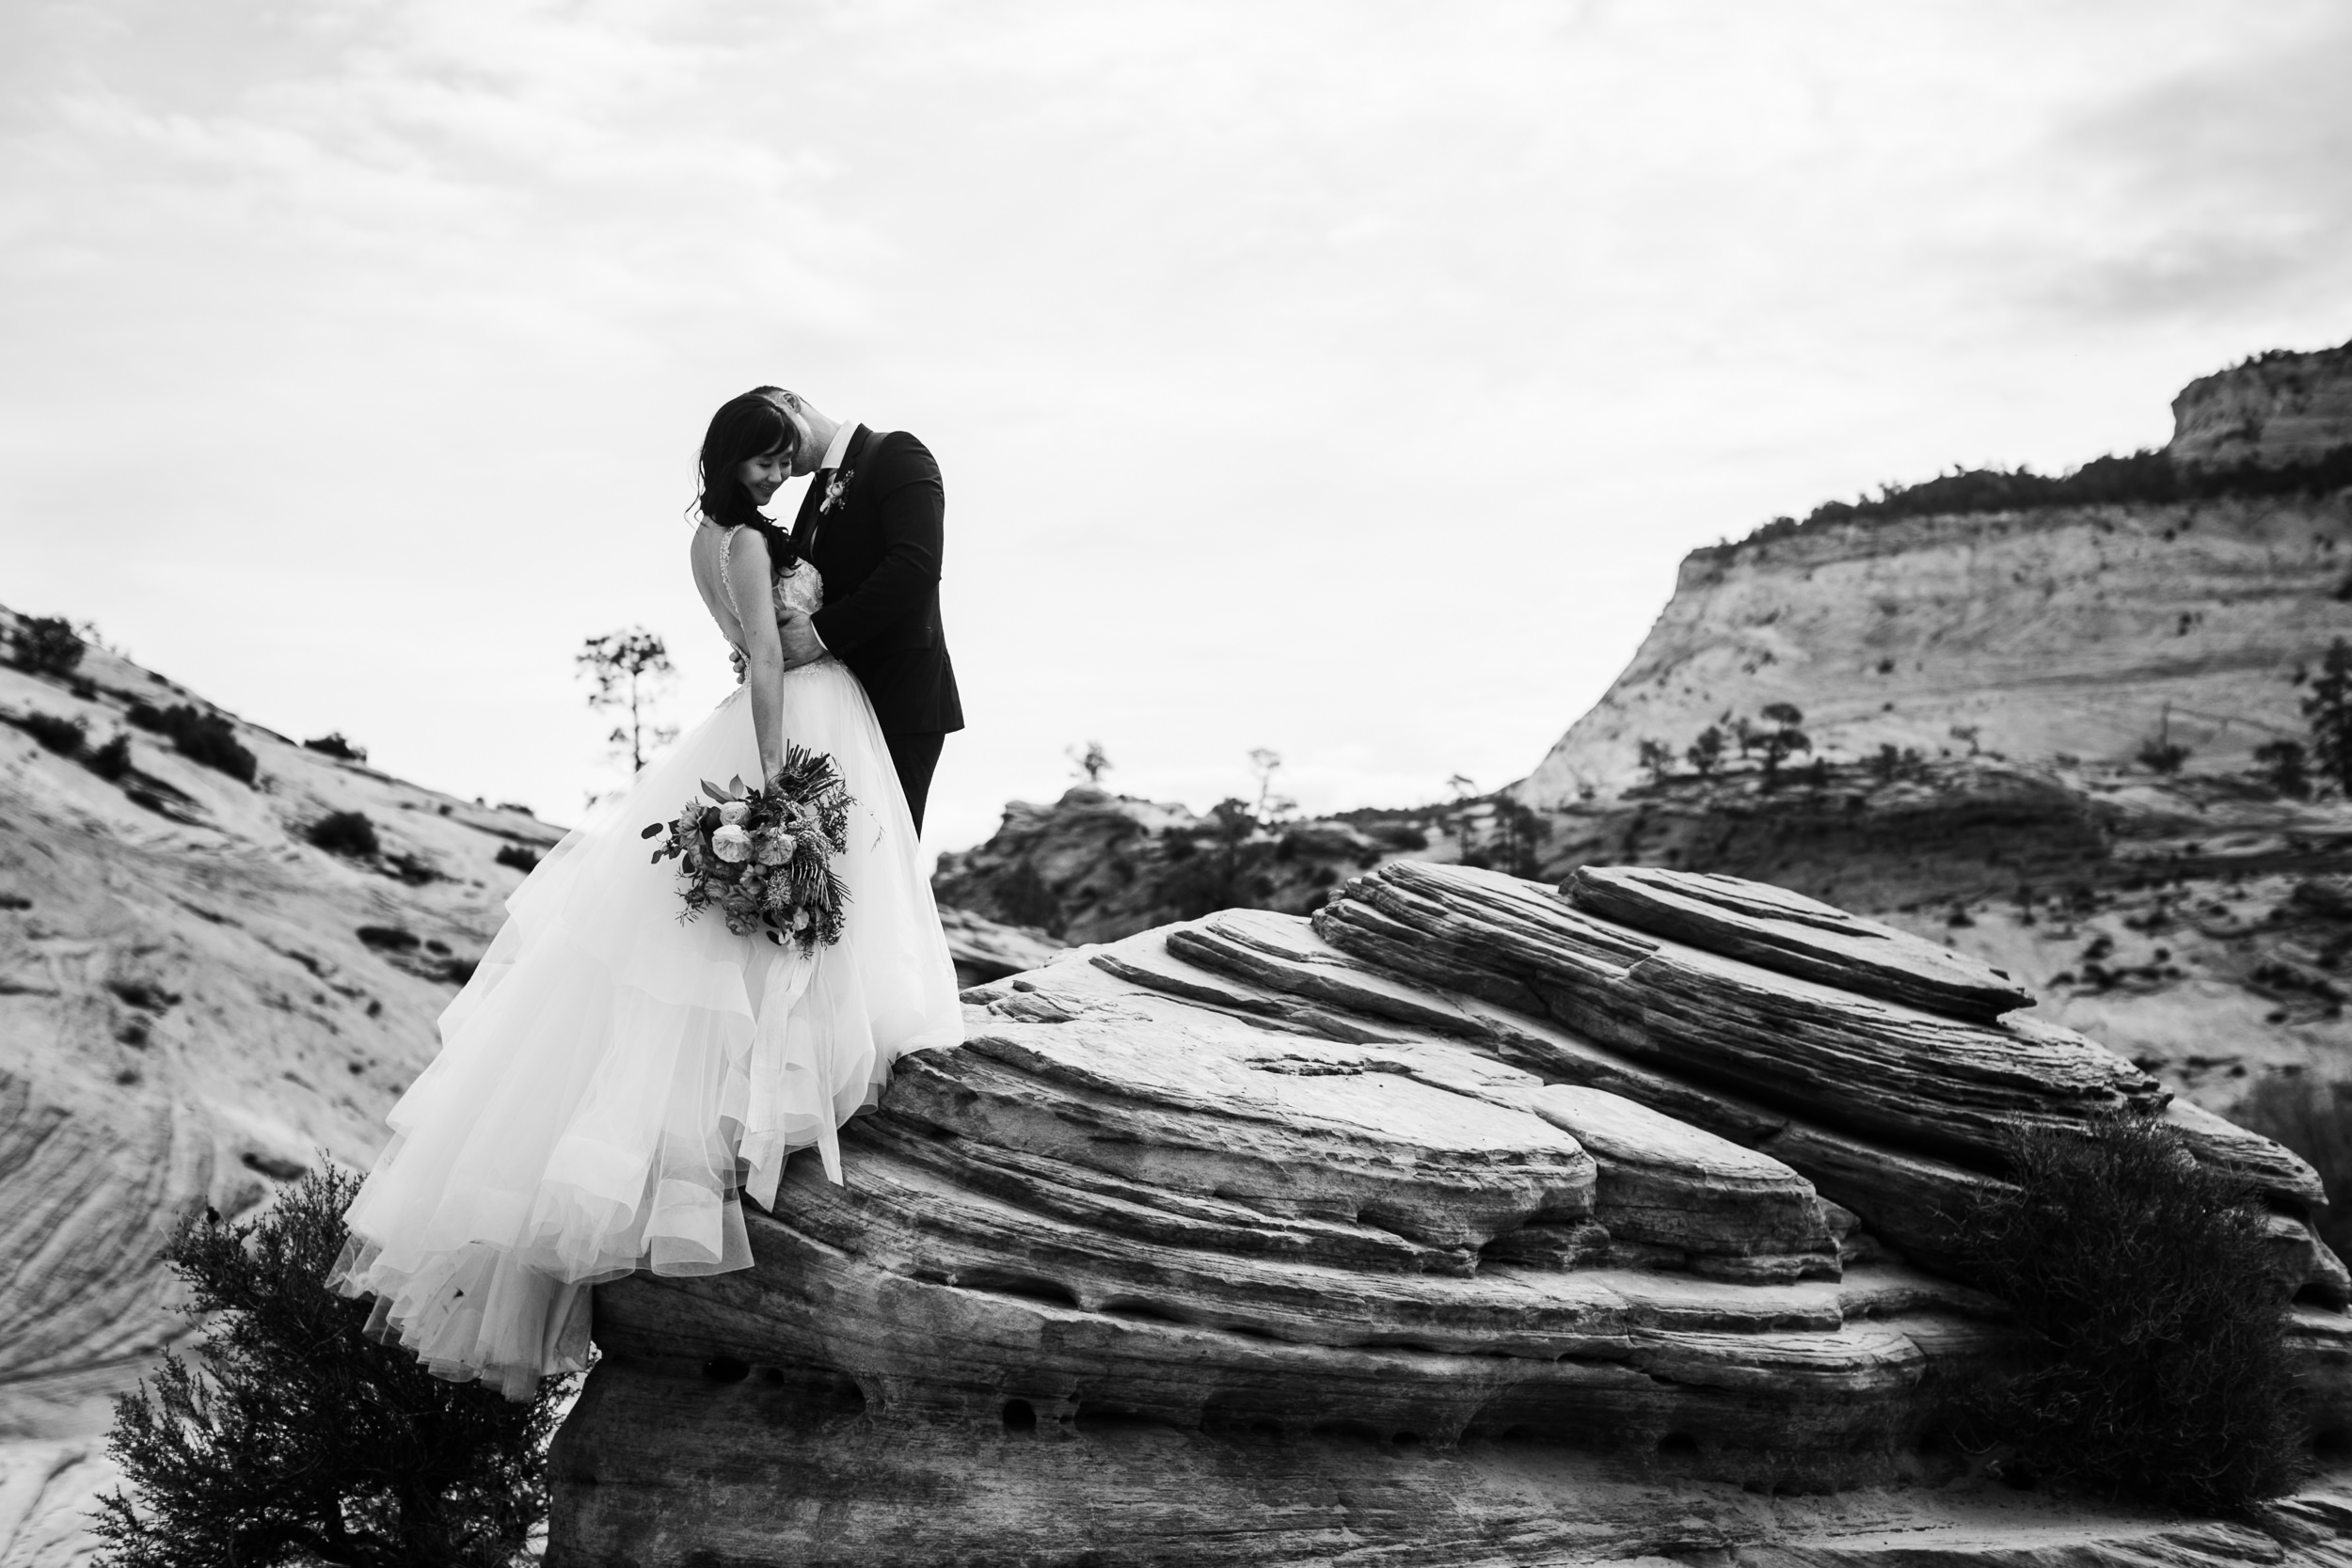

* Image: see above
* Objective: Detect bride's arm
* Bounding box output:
[724,529,789,782]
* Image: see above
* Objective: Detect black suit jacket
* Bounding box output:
[790,426,964,736]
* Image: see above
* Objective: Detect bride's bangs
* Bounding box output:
[749,404,794,463]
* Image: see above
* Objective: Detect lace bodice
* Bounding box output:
[717,526,824,644]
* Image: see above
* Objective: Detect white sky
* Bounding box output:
[5,0,2350,853]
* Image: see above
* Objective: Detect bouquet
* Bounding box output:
[641,745,853,955]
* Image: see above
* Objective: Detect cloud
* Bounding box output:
[2024,5,2352,327]
[3,0,2348,852]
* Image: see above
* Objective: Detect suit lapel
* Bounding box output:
[800,425,872,566]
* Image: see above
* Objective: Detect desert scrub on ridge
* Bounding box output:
[1954,1114,2300,1514]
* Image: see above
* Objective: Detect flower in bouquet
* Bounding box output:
[641,750,854,954]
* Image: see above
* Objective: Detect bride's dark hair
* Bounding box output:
[694,390,800,571]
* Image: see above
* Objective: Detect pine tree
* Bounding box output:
[1684,725,1724,779]
[1756,703,1811,789]
[577,627,677,771]
[94,1167,568,1568]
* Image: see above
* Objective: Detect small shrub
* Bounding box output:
[1954,1115,2300,1513]
[12,709,87,754]
[385,851,444,885]
[495,800,535,816]
[127,702,257,784]
[301,732,368,762]
[88,732,133,780]
[108,978,181,1011]
[92,1166,564,1568]
[495,844,540,873]
[308,812,380,859]
[9,615,85,675]
[355,925,419,953]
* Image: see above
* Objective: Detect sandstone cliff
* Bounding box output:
[1518,341,2352,808]
[554,863,2352,1566]
[2173,339,2352,470]
[1512,495,2347,810]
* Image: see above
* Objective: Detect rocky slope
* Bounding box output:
[0,607,1045,1567]
[554,863,2352,1566]
[0,610,564,1563]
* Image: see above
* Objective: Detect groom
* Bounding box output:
[757,388,963,834]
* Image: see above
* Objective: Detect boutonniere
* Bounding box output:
[818,467,854,515]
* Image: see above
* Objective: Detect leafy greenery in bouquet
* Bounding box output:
[642,744,853,954]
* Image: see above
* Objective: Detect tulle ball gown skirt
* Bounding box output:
[333,659,964,1399]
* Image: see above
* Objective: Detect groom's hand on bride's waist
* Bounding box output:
[777,610,828,670]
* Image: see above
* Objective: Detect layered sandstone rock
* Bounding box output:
[2171,338,2352,470]
[550,863,2352,1568]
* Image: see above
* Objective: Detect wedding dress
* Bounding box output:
[332,527,965,1399]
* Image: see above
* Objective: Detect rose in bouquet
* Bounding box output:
[641,744,853,954]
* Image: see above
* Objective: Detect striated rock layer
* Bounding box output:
[2172,337,2352,470]
[549,863,2352,1567]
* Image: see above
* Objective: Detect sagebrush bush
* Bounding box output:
[309,811,381,858]
[88,732,133,781]
[12,709,87,754]
[93,1167,564,1568]
[494,843,540,873]
[127,701,258,784]
[9,614,85,675]
[302,732,367,762]
[1956,1115,2300,1514]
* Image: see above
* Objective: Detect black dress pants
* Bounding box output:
[885,731,946,834]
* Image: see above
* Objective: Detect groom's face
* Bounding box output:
[763,393,818,475]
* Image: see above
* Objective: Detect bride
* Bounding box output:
[332,391,966,1399]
